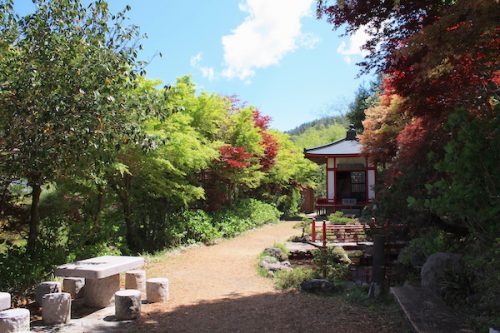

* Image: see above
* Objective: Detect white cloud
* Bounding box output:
[337,25,370,64]
[190,52,216,81]
[190,52,202,67]
[221,0,316,80]
[200,66,215,81]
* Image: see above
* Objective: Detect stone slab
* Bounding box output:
[391,285,472,333]
[54,256,144,279]
[0,292,10,311]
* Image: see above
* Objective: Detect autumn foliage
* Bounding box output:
[218,145,252,169]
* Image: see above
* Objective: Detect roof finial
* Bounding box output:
[346,124,357,140]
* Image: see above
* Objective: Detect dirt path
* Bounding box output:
[36,221,406,333]
[143,220,299,308]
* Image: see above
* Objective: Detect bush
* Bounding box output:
[274,267,315,290]
[327,211,358,225]
[213,199,280,238]
[398,229,451,270]
[313,246,351,283]
[170,210,221,245]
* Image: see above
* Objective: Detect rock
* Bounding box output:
[42,292,71,325]
[146,278,169,303]
[85,274,120,308]
[62,277,85,299]
[259,257,291,272]
[35,281,61,306]
[0,292,11,311]
[125,270,146,298]
[300,279,334,293]
[0,308,30,332]
[421,252,462,296]
[280,261,291,268]
[264,247,288,261]
[115,289,141,320]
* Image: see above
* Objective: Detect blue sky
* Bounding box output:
[15,0,373,131]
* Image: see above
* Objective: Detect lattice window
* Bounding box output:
[351,171,365,193]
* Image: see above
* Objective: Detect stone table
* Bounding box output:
[55,256,144,308]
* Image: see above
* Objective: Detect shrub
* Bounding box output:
[327,211,358,225]
[313,246,351,283]
[175,210,221,245]
[213,199,280,237]
[398,229,451,270]
[274,267,315,290]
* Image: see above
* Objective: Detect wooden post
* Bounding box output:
[322,221,327,247]
[369,234,385,298]
[311,218,316,242]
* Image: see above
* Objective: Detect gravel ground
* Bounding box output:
[33,221,408,332]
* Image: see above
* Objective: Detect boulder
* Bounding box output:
[300,279,334,293]
[264,247,288,261]
[259,257,292,273]
[421,252,462,295]
[0,308,30,332]
[115,289,141,320]
[62,277,85,299]
[42,292,71,325]
[35,281,61,306]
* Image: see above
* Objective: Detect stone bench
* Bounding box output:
[391,285,472,333]
[42,292,71,325]
[0,308,30,332]
[115,290,141,320]
[55,255,144,308]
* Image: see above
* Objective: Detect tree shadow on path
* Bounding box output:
[106,291,408,333]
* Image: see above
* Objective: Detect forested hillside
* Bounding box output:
[287,116,347,150]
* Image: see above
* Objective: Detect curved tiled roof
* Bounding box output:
[304,138,362,156]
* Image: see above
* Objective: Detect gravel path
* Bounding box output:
[34,221,407,332]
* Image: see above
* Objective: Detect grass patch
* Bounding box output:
[274,267,315,290]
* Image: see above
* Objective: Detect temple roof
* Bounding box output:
[303,124,363,158]
[303,138,362,156]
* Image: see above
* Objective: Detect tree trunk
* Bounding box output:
[93,185,105,230]
[28,181,42,253]
[121,174,138,252]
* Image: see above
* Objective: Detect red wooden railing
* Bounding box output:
[310,218,370,245]
[310,218,406,246]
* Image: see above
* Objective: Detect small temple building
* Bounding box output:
[303,125,376,215]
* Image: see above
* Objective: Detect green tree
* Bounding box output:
[346,81,379,131]
[0,0,142,251]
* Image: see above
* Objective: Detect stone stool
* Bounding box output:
[125,270,146,297]
[146,278,169,303]
[42,292,71,325]
[84,274,120,308]
[0,308,30,332]
[35,281,61,306]
[115,290,141,321]
[0,292,11,311]
[62,277,85,299]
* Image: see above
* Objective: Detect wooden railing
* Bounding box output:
[311,218,370,246]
